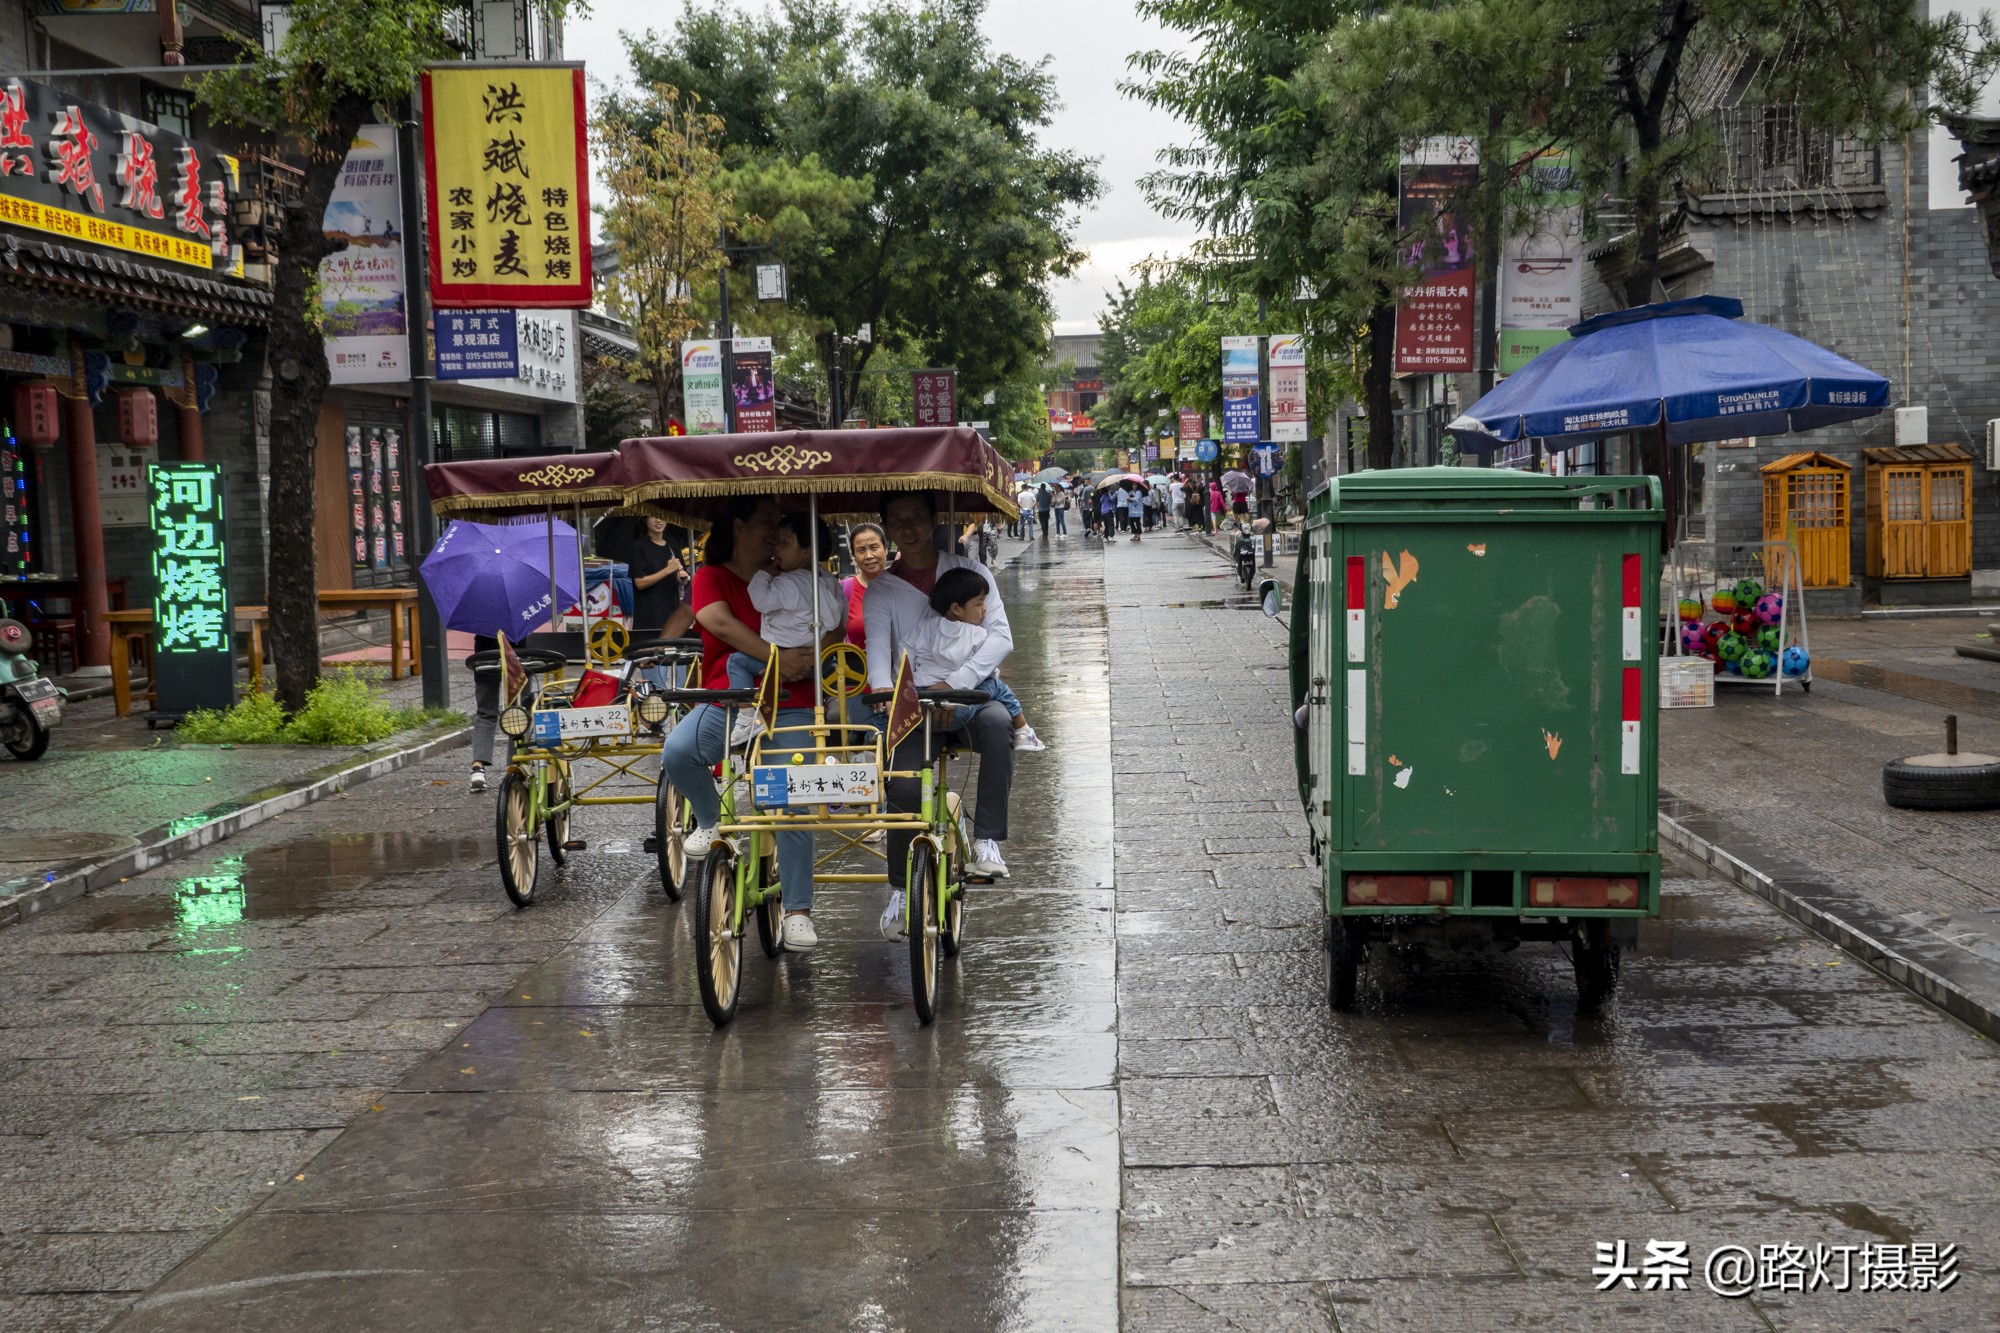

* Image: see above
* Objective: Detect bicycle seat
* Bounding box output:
[466,648,568,675]
[631,636,704,656]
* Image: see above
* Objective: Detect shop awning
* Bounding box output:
[0,235,273,327]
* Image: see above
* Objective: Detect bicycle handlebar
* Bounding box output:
[859,688,992,707]
[465,648,568,674]
[650,688,759,707]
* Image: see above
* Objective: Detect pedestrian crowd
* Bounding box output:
[1002,467,1257,546]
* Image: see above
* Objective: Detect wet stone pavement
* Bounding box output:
[0,533,1987,1331]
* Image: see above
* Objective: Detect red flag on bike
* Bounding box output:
[885,650,922,749]
[497,630,527,705]
[753,642,783,735]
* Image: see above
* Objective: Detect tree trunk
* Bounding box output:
[265,95,373,714]
[1365,305,1396,470]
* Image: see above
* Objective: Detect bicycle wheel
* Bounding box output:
[545,762,572,866]
[496,768,539,908]
[655,781,689,902]
[754,848,783,959]
[692,845,742,1027]
[941,794,970,958]
[908,841,940,1025]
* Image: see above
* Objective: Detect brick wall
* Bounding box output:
[1693,132,2000,579]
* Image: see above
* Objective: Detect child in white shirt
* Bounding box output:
[915,567,1045,752]
[727,511,843,741]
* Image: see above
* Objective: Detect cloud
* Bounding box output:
[1050,235,1197,334]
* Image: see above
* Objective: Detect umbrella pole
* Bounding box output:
[574,500,588,644]
[810,492,823,724]
[546,512,556,638]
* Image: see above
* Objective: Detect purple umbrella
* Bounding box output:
[419,517,581,638]
[1220,470,1253,494]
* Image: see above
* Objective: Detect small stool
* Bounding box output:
[31,619,78,675]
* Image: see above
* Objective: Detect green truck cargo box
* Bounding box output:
[1287,467,1663,1011]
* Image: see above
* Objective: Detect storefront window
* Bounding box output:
[434,405,541,460]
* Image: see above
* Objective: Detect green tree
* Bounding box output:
[196,0,573,710]
[626,0,1100,410]
[594,85,731,434]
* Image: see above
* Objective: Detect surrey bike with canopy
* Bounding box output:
[423,451,707,908]
[620,427,1020,1026]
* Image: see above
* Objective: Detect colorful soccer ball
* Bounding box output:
[1733,612,1761,639]
[1753,592,1784,626]
[1756,625,1783,654]
[1678,598,1703,622]
[1741,648,1776,679]
[1701,621,1728,652]
[1679,623,1706,653]
[1721,656,1742,674]
[1712,590,1739,616]
[1734,578,1764,605]
[1717,630,1749,663]
[1782,645,1811,677]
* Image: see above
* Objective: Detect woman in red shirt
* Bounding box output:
[841,522,890,648]
[660,496,830,951]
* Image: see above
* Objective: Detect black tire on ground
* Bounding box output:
[1327,918,1361,1012]
[655,782,688,902]
[754,849,783,959]
[693,846,742,1027]
[496,768,538,908]
[909,841,941,1025]
[1572,919,1620,1014]
[545,764,571,866]
[3,711,48,760]
[941,799,969,958]
[1882,754,2000,811]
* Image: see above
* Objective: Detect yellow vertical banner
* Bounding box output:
[421,64,592,309]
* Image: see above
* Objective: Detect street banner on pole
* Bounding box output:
[149,462,233,715]
[682,340,726,435]
[913,370,956,428]
[323,126,405,385]
[1499,144,1583,373]
[1221,335,1262,443]
[1268,334,1308,442]
[1393,136,1479,374]
[422,64,592,309]
[731,336,777,433]
[1177,408,1203,442]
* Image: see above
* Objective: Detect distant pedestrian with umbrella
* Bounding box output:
[1222,468,1253,529]
[419,517,582,794]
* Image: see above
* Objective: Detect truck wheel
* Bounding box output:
[1326,918,1362,1012]
[1882,753,2000,811]
[1572,919,1620,1014]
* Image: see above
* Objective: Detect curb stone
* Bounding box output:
[1659,789,2000,1041]
[0,724,469,931]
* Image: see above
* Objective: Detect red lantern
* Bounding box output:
[12,382,58,447]
[116,388,158,449]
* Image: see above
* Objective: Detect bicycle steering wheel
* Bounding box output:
[588,619,630,667]
[822,641,868,705]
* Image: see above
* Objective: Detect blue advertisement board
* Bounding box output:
[436,310,518,380]
[1221,335,1262,443]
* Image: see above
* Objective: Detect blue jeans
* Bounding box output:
[948,673,1019,729]
[658,702,817,911]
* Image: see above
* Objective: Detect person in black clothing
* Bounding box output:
[629,515,689,637]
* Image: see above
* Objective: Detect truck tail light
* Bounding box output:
[1527,877,1639,909]
[1346,875,1452,906]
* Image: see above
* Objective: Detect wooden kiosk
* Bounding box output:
[1863,444,1973,581]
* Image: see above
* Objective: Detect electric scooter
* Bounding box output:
[0,601,62,760]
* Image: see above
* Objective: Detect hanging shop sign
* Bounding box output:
[435,308,517,380]
[1393,136,1479,375]
[1221,335,1262,444]
[422,64,592,309]
[1498,143,1583,373]
[344,423,406,572]
[116,387,157,448]
[322,125,406,385]
[13,381,57,446]
[0,77,237,275]
[912,369,956,428]
[1177,408,1203,442]
[148,461,234,714]
[1268,334,1308,443]
[452,310,575,401]
[731,335,776,434]
[682,339,726,435]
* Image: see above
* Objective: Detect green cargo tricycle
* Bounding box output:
[1286,469,1663,1012]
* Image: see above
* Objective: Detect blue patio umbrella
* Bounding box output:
[1447,295,1890,453]
[418,517,580,638]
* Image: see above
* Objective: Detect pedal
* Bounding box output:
[562,839,588,852]
[642,835,659,854]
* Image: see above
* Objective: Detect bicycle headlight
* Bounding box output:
[500,705,532,738]
[637,693,669,725]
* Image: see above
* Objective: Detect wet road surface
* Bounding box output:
[0,532,1992,1331]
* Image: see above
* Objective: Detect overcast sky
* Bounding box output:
[564,0,1198,335]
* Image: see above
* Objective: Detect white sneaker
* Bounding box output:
[468,767,487,794]
[969,838,1009,879]
[729,711,766,748]
[1012,725,1046,753]
[879,890,907,941]
[781,913,818,951]
[683,825,719,859]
